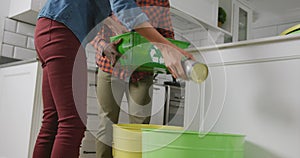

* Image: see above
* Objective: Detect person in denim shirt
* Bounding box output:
[33,0,193,157]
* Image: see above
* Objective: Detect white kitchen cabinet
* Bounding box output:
[8,0,47,25]
[218,0,253,42]
[0,62,101,158]
[81,69,100,157]
[0,61,42,158]
[186,35,300,158]
[80,131,97,158]
[87,69,99,116]
[170,0,218,27]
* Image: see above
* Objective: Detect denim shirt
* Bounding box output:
[38,0,149,46]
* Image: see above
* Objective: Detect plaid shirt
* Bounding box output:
[90,0,174,82]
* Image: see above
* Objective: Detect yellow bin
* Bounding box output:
[112,124,182,158]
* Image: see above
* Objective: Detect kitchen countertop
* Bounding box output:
[0,58,37,68]
[184,33,300,67]
[0,58,98,72]
[187,33,300,53]
[1,34,299,69]
[0,56,21,65]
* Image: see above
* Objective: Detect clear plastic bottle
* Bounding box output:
[182,59,208,83]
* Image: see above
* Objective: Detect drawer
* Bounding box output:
[87,83,97,98]
[81,139,96,151]
[80,131,97,158]
[88,71,97,83]
[79,148,96,158]
[86,115,100,131]
[83,131,97,141]
[87,70,97,98]
[87,97,99,115]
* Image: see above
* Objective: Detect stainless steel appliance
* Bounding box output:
[163,81,185,126]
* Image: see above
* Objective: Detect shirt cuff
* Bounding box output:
[96,39,108,57]
[114,8,149,31]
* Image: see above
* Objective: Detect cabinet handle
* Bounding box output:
[83,151,96,154]
[89,83,97,87]
[153,87,160,90]
[174,96,185,99]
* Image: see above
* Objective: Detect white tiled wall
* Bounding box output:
[1,18,36,60]
[1,44,14,57]
[3,31,27,47]
[16,22,35,37]
[1,18,99,68]
[174,28,225,48]
[4,18,17,32]
[0,17,227,63]
[252,21,300,39]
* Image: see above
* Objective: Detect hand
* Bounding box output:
[157,43,195,80]
[103,39,123,66]
[134,24,194,79]
[175,47,195,61]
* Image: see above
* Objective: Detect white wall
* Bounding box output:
[251,5,300,39]
[243,0,300,39]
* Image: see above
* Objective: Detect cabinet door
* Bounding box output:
[80,70,100,157]
[0,62,41,158]
[87,70,99,116]
[232,0,252,42]
[80,131,97,158]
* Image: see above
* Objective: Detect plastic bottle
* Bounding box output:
[182,59,208,83]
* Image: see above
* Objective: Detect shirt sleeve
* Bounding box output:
[90,24,114,56]
[109,0,149,30]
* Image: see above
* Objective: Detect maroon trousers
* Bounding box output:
[33,18,87,158]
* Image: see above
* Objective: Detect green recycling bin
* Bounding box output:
[110,32,190,72]
[142,129,245,158]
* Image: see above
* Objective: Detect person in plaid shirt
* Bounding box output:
[90,1,193,158]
